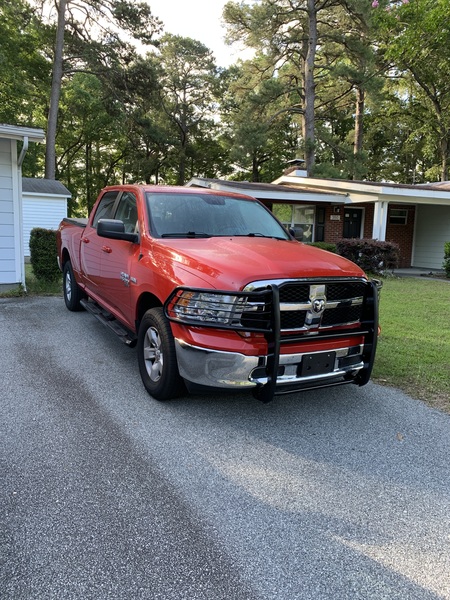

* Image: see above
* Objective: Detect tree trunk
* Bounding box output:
[85,141,92,212]
[303,0,317,176]
[45,0,67,180]
[354,86,365,156]
[440,137,448,181]
[178,145,186,186]
[352,85,365,180]
[252,153,260,182]
[177,107,188,185]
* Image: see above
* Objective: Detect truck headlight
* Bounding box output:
[165,287,271,330]
[167,290,246,324]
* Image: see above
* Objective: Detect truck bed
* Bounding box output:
[61,217,88,228]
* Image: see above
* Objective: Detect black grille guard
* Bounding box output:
[164,280,380,403]
[254,279,379,402]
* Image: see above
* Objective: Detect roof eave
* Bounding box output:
[0,124,45,143]
[187,177,348,204]
[273,175,450,204]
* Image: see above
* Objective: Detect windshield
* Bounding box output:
[146,192,290,240]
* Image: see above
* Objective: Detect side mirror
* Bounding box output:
[97,218,138,243]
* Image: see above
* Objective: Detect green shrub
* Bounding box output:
[29,228,60,282]
[443,241,450,278]
[336,238,399,274]
[308,242,337,253]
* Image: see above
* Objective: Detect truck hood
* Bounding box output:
[154,237,366,290]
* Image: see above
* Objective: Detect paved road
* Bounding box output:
[1,296,449,600]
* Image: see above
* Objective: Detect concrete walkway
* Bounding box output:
[391,267,447,278]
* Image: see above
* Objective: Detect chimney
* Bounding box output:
[282,158,307,177]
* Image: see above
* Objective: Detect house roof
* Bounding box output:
[22,177,71,197]
[188,175,450,206]
[0,124,45,143]
[186,177,347,204]
[273,174,450,206]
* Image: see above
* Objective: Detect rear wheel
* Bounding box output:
[137,307,184,400]
[63,260,85,311]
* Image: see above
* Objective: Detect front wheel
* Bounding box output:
[63,260,85,311]
[137,307,185,400]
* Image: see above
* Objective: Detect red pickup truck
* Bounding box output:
[57,185,380,403]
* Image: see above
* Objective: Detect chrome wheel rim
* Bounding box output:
[143,326,163,382]
[65,270,72,302]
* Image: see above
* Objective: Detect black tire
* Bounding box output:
[63,260,85,311]
[137,307,184,400]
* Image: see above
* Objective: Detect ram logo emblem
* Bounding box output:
[312,299,326,314]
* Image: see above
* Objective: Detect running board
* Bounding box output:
[80,299,137,346]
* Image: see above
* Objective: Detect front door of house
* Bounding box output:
[343,208,363,238]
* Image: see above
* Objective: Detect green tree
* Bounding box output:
[362,78,435,183]
[156,34,221,185]
[110,54,175,185]
[34,0,162,179]
[374,0,450,181]
[56,72,128,214]
[0,0,50,126]
[223,0,373,175]
[219,60,298,181]
[311,0,384,178]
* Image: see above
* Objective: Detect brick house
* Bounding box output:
[187,171,450,270]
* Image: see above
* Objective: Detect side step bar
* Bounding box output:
[80,299,137,347]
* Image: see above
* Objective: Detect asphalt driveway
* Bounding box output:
[1,295,450,599]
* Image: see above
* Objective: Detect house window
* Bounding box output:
[272,204,314,242]
[389,208,408,225]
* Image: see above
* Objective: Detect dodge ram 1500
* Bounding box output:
[57,185,380,402]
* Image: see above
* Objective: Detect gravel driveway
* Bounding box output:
[1,295,449,599]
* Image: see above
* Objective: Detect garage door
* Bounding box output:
[23,197,67,257]
[413,205,450,269]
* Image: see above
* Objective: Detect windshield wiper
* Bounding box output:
[234,232,287,240]
[161,231,211,238]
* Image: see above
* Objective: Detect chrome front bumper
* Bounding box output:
[174,338,365,391]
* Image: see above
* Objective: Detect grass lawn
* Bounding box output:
[0,264,62,297]
[373,276,450,413]
[24,263,63,296]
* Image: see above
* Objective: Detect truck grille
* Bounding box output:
[279,281,366,303]
[165,279,375,337]
[245,279,368,334]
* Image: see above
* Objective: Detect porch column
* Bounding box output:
[372,201,388,241]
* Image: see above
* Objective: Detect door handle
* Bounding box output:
[82,237,89,243]
[102,246,112,253]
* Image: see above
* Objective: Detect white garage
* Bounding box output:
[22,178,71,257]
[412,204,450,269]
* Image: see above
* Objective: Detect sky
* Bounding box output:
[147,0,249,67]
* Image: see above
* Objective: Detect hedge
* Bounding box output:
[308,241,337,253]
[29,228,61,282]
[335,238,400,273]
[444,241,450,278]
